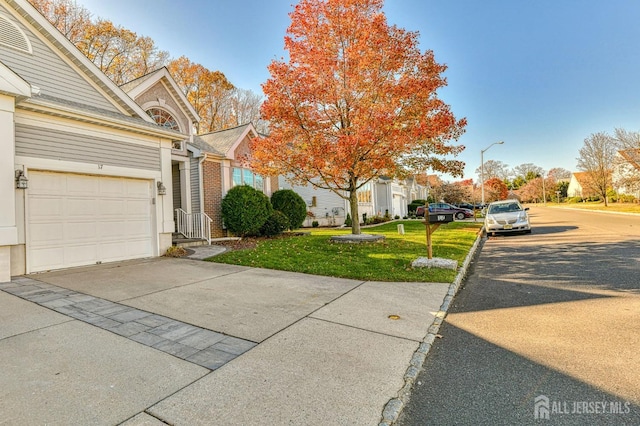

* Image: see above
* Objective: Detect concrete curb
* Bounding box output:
[378,230,485,426]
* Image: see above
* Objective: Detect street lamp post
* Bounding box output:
[541,171,546,205]
[480,141,504,206]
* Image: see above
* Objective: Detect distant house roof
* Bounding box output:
[411,174,443,187]
[572,171,592,187]
[619,148,640,171]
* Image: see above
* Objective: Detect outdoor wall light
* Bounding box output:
[157,181,167,195]
[15,170,28,189]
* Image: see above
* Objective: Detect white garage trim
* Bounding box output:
[26,171,155,273]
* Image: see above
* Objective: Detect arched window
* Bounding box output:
[146,108,180,131]
[147,107,183,149]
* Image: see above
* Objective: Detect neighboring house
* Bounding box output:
[567,172,590,198]
[281,175,430,226]
[567,171,612,199]
[406,175,430,202]
[190,123,278,237]
[1,0,183,281]
[374,177,410,218]
[613,149,640,199]
[279,178,347,226]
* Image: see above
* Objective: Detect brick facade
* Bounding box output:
[202,159,226,237]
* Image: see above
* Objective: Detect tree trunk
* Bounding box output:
[349,190,361,234]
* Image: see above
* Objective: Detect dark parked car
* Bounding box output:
[453,202,476,211]
[416,203,474,220]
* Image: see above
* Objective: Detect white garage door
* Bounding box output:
[27,171,154,273]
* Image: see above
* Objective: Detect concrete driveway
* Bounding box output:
[0,256,454,425]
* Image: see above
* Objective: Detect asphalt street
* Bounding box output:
[398,206,640,426]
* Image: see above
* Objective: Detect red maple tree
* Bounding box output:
[484,177,509,202]
[251,0,466,234]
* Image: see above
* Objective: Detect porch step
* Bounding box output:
[172,234,209,248]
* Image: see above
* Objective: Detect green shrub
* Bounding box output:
[260,210,290,237]
[312,220,319,228]
[408,199,427,213]
[368,215,390,224]
[271,189,307,230]
[221,185,272,236]
[344,213,352,227]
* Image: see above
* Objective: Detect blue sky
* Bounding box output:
[78,0,640,181]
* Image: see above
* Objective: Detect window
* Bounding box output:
[147,108,179,130]
[232,167,265,192]
[232,168,242,186]
[146,107,183,150]
[357,183,372,203]
[254,175,264,192]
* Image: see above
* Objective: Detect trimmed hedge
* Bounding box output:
[271,189,307,230]
[260,210,290,236]
[221,185,272,236]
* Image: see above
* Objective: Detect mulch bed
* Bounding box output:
[211,232,310,252]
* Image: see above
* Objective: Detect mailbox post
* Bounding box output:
[424,211,454,259]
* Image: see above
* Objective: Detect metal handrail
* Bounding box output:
[175,208,212,244]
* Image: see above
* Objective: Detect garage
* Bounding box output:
[27,171,154,273]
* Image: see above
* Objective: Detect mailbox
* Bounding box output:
[428,213,454,223]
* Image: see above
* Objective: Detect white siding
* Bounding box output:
[279,177,347,226]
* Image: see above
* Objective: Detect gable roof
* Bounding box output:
[6,0,155,121]
[121,67,200,124]
[571,171,591,187]
[619,148,640,171]
[192,123,258,159]
[0,59,31,99]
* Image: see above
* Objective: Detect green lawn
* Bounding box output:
[208,220,482,282]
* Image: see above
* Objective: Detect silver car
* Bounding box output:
[484,200,531,235]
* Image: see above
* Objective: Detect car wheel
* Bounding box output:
[455,212,465,220]
[524,229,532,234]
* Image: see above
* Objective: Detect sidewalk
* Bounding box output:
[0,237,480,425]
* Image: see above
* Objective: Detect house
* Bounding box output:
[567,172,591,198]
[280,174,431,226]
[120,67,201,224]
[567,170,615,200]
[613,149,640,199]
[1,0,184,281]
[122,70,277,240]
[190,123,278,237]
[279,178,347,226]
